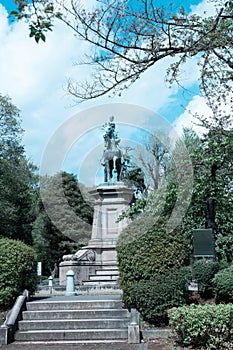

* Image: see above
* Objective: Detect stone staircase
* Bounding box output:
[15,295,130,343]
[36,265,120,296]
[83,266,119,287]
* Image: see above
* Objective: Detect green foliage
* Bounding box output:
[213,264,233,303]
[10,1,58,43]
[176,127,233,262]
[117,216,189,325]
[202,128,233,232]
[116,198,146,222]
[117,161,148,222]
[117,216,188,284]
[125,267,191,326]
[215,234,233,263]
[169,304,233,349]
[0,238,37,310]
[122,166,146,196]
[192,259,220,298]
[117,125,233,326]
[32,172,93,275]
[0,94,38,244]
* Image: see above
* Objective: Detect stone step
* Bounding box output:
[12,340,127,345]
[83,280,118,287]
[96,270,119,276]
[26,299,122,311]
[101,266,118,271]
[18,318,129,330]
[89,275,118,281]
[76,285,121,295]
[22,308,129,320]
[82,281,118,286]
[15,329,128,342]
[14,295,132,344]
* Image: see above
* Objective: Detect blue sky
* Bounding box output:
[0,0,213,186]
[0,0,14,11]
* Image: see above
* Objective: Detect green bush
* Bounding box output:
[169,303,233,349]
[192,259,220,298]
[124,267,191,326]
[213,264,233,303]
[215,234,233,264]
[117,215,188,287]
[117,215,189,325]
[0,238,37,310]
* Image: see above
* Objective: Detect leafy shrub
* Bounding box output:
[117,215,188,288]
[192,259,220,298]
[169,303,233,349]
[124,267,191,326]
[213,264,233,303]
[117,215,189,325]
[215,234,233,263]
[0,238,37,310]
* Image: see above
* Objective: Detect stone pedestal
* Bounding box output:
[59,183,133,286]
[87,183,133,264]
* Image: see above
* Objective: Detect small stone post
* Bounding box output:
[65,270,75,296]
[128,308,140,343]
[48,276,53,295]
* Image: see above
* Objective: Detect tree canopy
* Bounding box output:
[0,94,38,244]
[33,171,93,275]
[10,0,233,115]
[117,124,233,324]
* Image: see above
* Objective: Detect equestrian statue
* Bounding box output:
[101,116,123,182]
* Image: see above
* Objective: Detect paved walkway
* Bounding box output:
[0,342,172,350]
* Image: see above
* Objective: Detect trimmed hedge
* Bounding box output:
[169,303,233,349]
[0,238,37,310]
[213,264,233,303]
[117,215,189,325]
[117,215,188,286]
[192,259,220,298]
[125,267,191,326]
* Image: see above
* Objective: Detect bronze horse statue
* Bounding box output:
[101,116,133,183]
[101,137,122,182]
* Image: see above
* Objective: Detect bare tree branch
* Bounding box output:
[11,0,233,114]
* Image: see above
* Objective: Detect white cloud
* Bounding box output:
[191,0,218,16]
[0,2,180,169]
[0,4,93,164]
[173,95,213,136]
[0,0,217,181]
[0,5,9,41]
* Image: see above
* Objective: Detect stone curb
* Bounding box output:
[141,328,172,341]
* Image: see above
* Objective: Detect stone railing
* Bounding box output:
[0,289,29,344]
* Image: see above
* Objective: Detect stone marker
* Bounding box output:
[65,270,75,296]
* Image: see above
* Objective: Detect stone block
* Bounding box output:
[128,324,140,344]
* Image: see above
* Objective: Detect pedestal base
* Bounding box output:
[59,183,133,287]
[59,260,103,286]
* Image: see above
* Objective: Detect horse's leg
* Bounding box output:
[104,162,108,182]
[109,159,113,179]
[116,158,122,181]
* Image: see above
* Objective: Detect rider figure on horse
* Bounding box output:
[102,116,122,182]
[103,115,117,142]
